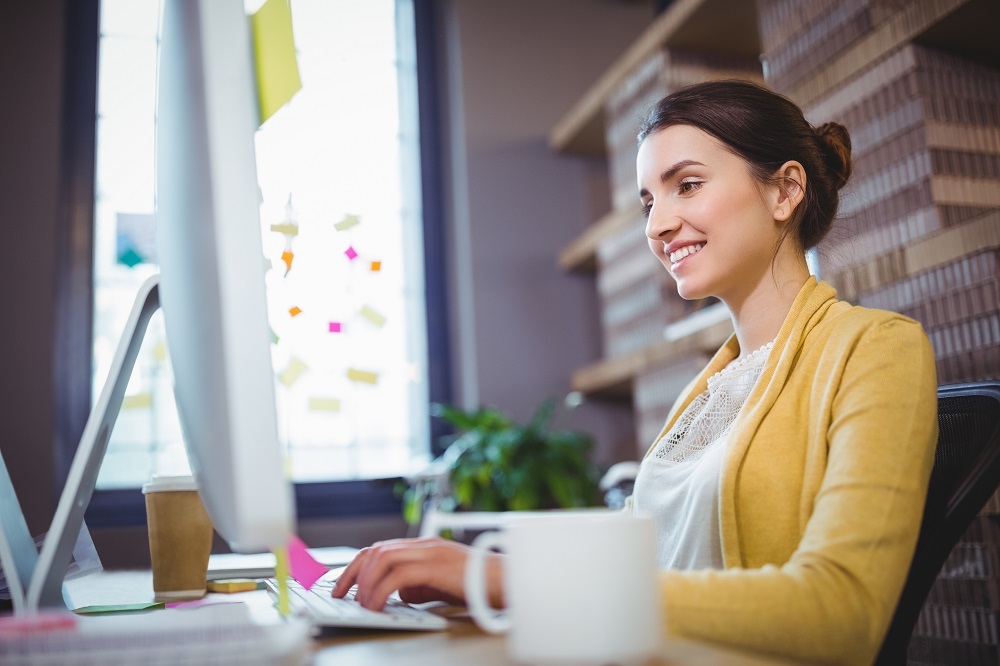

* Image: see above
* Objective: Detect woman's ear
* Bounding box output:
[772,161,806,222]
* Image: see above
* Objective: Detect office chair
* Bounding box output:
[876,381,1000,665]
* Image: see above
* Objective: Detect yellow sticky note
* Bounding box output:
[207,579,262,593]
[152,341,167,363]
[359,305,386,327]
[309,397,341,412]
[122,392,153,409]
[334,214,360,231]
[370,261,381,272]
[347,368,379,385]
[281,250,294,274]
[270,223,299,236]
[289,305,302,317]
[280,358,308,386]
[251,0,302,124]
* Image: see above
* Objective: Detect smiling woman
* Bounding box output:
[326,80,939,666]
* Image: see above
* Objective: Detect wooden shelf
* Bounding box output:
[558,206,642,273]
[787,0,977,108]
[571,318,733,399]
[548,0,760,156]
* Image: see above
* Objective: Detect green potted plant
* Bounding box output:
[402,398,602,526]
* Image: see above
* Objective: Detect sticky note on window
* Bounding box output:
[309,397,341,412]
[328,322,342,333]
[122,392,153,409]
[153,340,168,362]
[359,305,386,327]
[281,250,294,274]
[347,368,379,385]
[270,223,299,236]
[344,246,358,261]
[279,358,308,386]
[289,306,302,317]
[250,0,302,124]
[370,261,381,272]
[334,214,360,231]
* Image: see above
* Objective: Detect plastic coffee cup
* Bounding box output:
[142,475,214,602]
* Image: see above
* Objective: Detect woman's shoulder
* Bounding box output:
[819,287,927,339]
[811,294,933,363]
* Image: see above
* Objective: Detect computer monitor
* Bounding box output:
[8,0,294,611]
[154,0,294,554]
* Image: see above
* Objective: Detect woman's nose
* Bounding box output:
[645,204,680,241]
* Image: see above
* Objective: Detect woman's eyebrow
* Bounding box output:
[639,159,707,198]
[660,159,705,183]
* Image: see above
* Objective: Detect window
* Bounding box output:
[92,0,433,493]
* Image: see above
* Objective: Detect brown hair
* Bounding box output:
[637,80,852,251]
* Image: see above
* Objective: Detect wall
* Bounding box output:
[0,0,64,537]
[441,0,650,466]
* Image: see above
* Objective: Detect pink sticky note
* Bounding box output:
[328,321,342,333]
[288,534,328,591]
[344,246,358,261]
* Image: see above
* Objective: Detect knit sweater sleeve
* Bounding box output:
[656,318,938,665]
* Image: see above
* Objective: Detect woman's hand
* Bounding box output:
[331,536,505,611]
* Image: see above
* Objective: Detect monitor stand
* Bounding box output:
[0,275,160,612]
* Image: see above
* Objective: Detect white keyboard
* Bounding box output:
[265,577,448,631]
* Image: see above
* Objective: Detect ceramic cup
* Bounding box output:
[465,509,660,665]
[142,474,214,602]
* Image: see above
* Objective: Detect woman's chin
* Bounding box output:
[673,281,705,302]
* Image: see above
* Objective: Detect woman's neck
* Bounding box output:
[723,254,810,360]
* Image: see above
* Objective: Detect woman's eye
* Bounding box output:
[641,201,653,218]
[679,180,702,194]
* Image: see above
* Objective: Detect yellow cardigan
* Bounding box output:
[650,277,938,665]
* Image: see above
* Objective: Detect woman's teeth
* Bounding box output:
[669,243,703,264]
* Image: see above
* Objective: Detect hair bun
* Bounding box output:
[814,122,852,190]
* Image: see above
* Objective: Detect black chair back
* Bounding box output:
[876,381,1000,664]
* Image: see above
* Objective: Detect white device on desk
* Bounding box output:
[0,0,297,614]
[263,570,448,632]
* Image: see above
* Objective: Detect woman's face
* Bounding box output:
[637,124,784,305]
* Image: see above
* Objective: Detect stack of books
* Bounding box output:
[859,246,1000,384]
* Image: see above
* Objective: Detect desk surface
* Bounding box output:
[66,570,786,665]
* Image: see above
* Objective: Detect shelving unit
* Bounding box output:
[548,0,760,156]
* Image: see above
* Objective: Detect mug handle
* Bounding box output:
[464,530,511,634]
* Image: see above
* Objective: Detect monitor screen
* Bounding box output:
[155,0,294,554]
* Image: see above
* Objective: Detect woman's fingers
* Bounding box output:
[335,538,469,610]
[330,537,503,611]
[331,543,381,598]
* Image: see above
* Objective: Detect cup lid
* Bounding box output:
[142,474,198,494]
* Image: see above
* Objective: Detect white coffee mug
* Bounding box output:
[465,510,660,665]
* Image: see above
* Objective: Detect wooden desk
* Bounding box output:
[66,571,786,665]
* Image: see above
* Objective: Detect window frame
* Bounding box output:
[58,0,453,530]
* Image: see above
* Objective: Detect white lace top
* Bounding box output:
[631,341,774,570]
